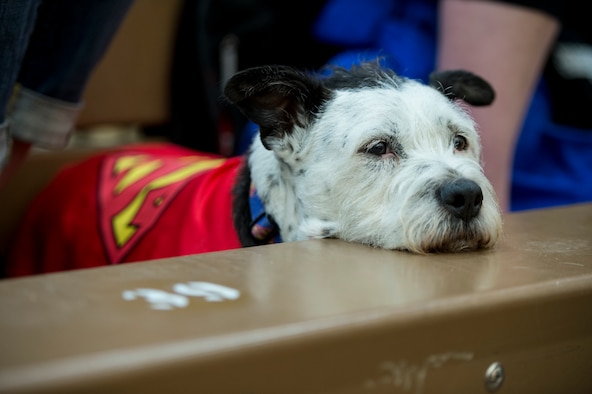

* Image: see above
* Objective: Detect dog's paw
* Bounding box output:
[296,218,339,240]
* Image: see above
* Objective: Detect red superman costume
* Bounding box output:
[5,143,244,277]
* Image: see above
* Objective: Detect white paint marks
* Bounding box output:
[122,288,189,310]
[173,281,241,302]
[122,281,240,310]
[364,352,474,393]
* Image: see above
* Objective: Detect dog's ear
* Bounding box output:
[429,70,495,106]
[224,65,330,150]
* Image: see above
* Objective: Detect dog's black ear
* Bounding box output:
[429,70,495,106]
[224,65,330,150]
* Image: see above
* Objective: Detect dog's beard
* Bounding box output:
[396,183,502,254]
[397,162,502,253]
[401,211,500,254]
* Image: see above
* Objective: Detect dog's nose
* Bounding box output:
[439,179,483,220]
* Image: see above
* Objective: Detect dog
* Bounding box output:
[5,62,502,277]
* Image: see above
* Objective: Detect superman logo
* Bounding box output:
[98,153,226,264]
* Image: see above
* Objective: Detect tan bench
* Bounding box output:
[1,203,591,393]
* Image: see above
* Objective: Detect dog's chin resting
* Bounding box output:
[5,62,503,277]
[330,198,500,255]
[399,212,500,254]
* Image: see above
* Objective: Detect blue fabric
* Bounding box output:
[512,80,592,210]
[313,0,396,46]
[314,0,437,81]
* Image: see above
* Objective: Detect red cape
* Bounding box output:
[6,143,243,277]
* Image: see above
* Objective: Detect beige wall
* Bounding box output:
[77,0,183,128]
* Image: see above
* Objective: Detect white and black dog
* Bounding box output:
[6,62,502,276]
[228,62,502,253]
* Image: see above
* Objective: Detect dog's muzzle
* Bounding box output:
[438,179,483,220]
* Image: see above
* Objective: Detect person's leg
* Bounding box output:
[0,0,40,169]
[11,0,135,149]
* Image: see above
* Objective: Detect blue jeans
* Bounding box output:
[0,0,134,165]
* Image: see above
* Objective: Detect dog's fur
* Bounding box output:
[228,62,502,253]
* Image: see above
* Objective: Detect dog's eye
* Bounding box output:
[453,135,468,151]
[366,141,388,156]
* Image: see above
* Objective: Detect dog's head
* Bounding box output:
[225,62,502,253]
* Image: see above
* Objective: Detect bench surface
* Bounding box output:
[1,203,591,393]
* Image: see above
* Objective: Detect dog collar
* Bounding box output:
[249,183,282,244]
